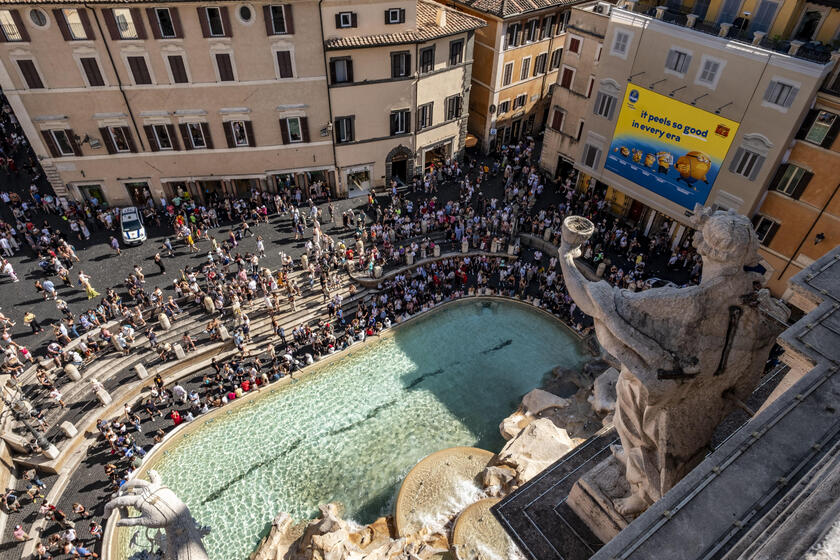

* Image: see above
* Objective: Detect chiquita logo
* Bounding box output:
[629,89,640,103]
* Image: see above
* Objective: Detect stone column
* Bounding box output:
[203,295,216,314]
[543,227,553,242]
[64,364,81,381]
[719,23,732,37]
[685,14,698,28]
[597,262,607,278]
[406,252,414,266]
[158,313,171,330]
[173,343,186,360]
[42,444,59,460]
[95,388,112,406]
[655,6,666,19]
[461,238,469,253]
[373,265,383,278]
[752,30,766,45]
[433,245,441,257]
[60,421,78,437]
[788,40,804,56]
[219,325,231,341]
[135,363,149,379]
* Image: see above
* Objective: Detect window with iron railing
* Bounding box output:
[62,9,87,39]
[0,10,22,41]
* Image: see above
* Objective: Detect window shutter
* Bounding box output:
[783,87,798,108]
[220,6,232,37]
[346,59,353,82]
[335,14,342,28]
[284,5,294,33]
[607,97,617,120]
[8,10,29,42]
[822,117,840,149]
[120,126,137,152]
[223,121,235,148]
[329,60,337,83]
[795,109,818,140]
[399,9,405,22]
[54,9,72,40]
[99,127,116,154]
[593,92,602,116]
[665,50,677,70]
[146,8,162,39]
[66,130,80,156]
[300,117,309,143]
[552,110,563,131]
[244,121,256,147]
[748,155,765,181]
[385,10,390,24]
[79,9,94,39]
[216,53,234,81]
[278,119,289,144]
[277,51,292,78]
[81,58,104,86]
[179,123,193,150]
[102,9,120,40]
[170,8,183,37]
[763,81,778,102]
[351,12,358,27]
[764,221,780,245]
[679,54,692,74]
[144,125,159,151]
[728,147,744,172]
[18,60,43,89]
[390,112,397,135]
[769,164,787,191]
[197,7,211,38]
[200,122,213,149]
[791,171,813,200]
[263,6,274,35]
[416,108,421,131]
[41,130,60,157]
[130,8,147,39]
[167,124,180,150]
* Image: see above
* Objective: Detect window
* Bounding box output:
[168,55,188,83]
[329,57,352,84]
[587,76,595,98]
[186,122,207,149]
[534,53,547,75]
[391,51,410,78]
[449,39,463,66]
[445,95,462,120]
[80,57,104,87]
[764,80,798,108]
[108,126,132,153]
[506,22,520,49]
[29,9,47,28]
[336,11,355,28]
[772,164,812,198]
[502,62,513,86]
[568,36,581,54]
[127,56,152,85]
[752,215,779,245]
[549,48,562,70]
[729,147,765,180]
[551,109,564,131]
[513,94,526,109]
[417,102,433,130]
[540,15,554,40]
[17,59,43,89]
[697,58,720,86]
[230,120,250,146]
[49,130,76,156]
[520,57,530,81]
[215,53,235,81]
[497,100,510,114]
[525,19,538,43]
[152,124,174,150]
[582,143,602,168]
[595,43,602,62]
[576,120,584,141]
[560,66,574,89]
[239,5,252,23]
[114,8,139,39]
[556,11,569,34]
[611,30,630,57]
[276,50,293,78]
[205,7,225,36]
[665,48,692,74]
[335,116,353,143]
[155,8,177,38]
[420,46,434,73]
[0,9,24,41]
[594,91,617,120]
[386,8,405,24]
[390,109,409,135]
[804,110,838,146]
[61,8,89,40]
[280,117,307,143]
[268,5,286,34]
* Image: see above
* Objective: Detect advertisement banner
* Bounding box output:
[604,86,740,210]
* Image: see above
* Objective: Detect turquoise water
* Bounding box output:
[139,300,586,559]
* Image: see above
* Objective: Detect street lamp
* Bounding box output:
[1,388,60,460]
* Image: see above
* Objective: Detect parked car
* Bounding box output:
[120,207,147,245]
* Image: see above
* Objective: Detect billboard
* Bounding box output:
[604,86,740,210]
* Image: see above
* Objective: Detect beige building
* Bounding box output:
[570,5,833,247]
[322,0,484,193]
[439,0,584,152]
[0,0,481,206]
[540,1,610,177]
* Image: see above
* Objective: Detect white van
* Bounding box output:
[120,207,147,245]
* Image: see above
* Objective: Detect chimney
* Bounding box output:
[436,7,447,27]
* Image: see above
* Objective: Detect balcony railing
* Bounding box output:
[0,23,22,42]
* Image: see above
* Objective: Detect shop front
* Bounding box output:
[343,164,373,198]
[74,183,108,207]
[422,139,453,172]
[124,181,153,208]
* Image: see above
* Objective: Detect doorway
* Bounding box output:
[510,119,522,143]
[77,184,107,207]
[391,159,407,184]
[346,168,371,198]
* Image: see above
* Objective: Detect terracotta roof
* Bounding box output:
[325,0,485,50]
[447,0,585,19]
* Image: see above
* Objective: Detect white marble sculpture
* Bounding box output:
[104,470,210,560]
[560,208,789,516]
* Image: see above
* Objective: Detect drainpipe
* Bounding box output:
[86,4,145,152]
[318,0,340,197]
[777,181,840,280]
[412,42,419,178]
[538,13,558,128]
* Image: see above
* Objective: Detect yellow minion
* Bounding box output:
[675,151,712,188]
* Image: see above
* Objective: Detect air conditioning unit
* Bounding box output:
[593,4,604,13]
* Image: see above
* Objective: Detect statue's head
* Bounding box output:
[691,207,760,268]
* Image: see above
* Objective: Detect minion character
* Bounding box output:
[614,146,631,157]
[675,151,713,189]
[656,151,674,174]
[644,153,656,168]
[631,148,643,163]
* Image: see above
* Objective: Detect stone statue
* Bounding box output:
[560,208,789,517]
[104,470,210,560]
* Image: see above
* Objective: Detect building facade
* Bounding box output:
[0,0,481,207]
[569,6,832,249]
[540,1,610,178]
[439,0,584,153]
